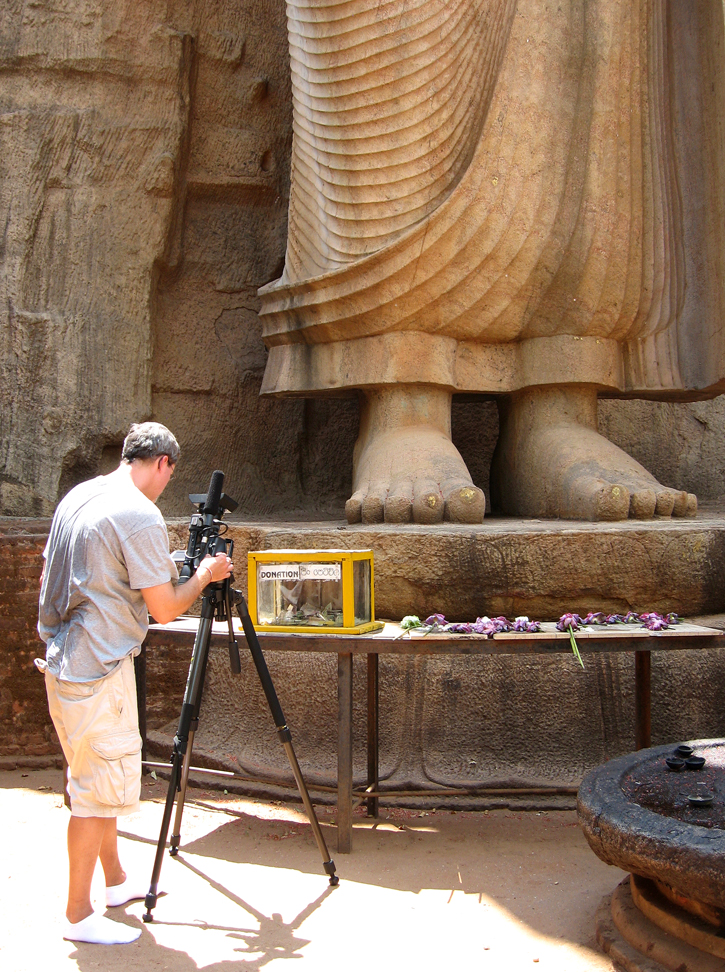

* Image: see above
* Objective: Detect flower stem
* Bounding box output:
[568,624,584,668]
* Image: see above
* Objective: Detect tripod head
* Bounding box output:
[176,469,239,587]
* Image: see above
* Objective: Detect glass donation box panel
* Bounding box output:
[247,549,384,634]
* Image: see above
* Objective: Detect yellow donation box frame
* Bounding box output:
[247,549,384,635]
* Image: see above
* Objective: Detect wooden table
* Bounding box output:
[143,617,725,853]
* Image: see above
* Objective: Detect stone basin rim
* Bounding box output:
[578,738,725,912]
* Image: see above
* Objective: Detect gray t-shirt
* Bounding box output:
[38,473,176,681]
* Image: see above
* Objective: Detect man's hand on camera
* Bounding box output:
[141,553,234,624]
[196,553,233,587]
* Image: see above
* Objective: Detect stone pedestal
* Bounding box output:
[172,510,725,622]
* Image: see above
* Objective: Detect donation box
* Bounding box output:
[247,549,384,634]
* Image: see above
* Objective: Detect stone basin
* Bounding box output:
[578,739,725,913]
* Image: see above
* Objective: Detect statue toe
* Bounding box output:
[345,490,365,524]
[654,490,676,516]
[361,483,387,523]
[412,479,444,524]
[384,480,413,523]
[443,481,486,523]
[629,488,657,519]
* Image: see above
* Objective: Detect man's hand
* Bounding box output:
[141,553,233,624]
[196,552,235,586]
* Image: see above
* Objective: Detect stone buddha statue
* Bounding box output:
[259,0,725,523]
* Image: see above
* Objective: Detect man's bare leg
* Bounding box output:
[101,816,151,908]
[65,816,140,944]
[67,816,107,923]
[99,818,126,890]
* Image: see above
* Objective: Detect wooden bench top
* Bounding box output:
[146,616,725,656]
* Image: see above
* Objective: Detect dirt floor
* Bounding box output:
[1,768,626,972]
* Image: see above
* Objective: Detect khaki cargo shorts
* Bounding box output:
[38,654,142,817]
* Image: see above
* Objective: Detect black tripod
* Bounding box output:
[143,565,338,923]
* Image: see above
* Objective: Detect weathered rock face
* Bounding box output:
[0,0,353,519]
[1,2,194,514]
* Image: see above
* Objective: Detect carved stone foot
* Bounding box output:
[491,386,697,521]
[345,387,485,525]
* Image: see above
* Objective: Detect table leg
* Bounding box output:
[338,652,353,853]
[366,653,379,818]
[635,650,651,750]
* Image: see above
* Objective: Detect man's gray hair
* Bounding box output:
[122,422,180,465]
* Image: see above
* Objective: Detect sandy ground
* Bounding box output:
[0,768,626,972]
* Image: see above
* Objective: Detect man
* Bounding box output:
[37,422,232,945]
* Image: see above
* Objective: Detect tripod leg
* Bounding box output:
[144,602,215,921]
[169,724,197,856]
[282,738,339,878]
[233,592,339,886]
[143,753,182,921]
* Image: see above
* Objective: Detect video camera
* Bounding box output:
[174,469,238,585]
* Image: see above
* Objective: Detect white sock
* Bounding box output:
[106,874,151,908]
[64,912,141,945]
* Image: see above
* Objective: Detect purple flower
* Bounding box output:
[582,612,605,625]
[424,614,447,627]
[623,612,640,624]
[643,616,669,631]
[638,612,658,622]
[472,617,496,635]
[557,613,581,632]
[439,614,543,636]
[606,614,625,625]
[665,613,680,625]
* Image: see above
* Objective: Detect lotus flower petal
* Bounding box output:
[557,613,581,632]
[644,616,669,631]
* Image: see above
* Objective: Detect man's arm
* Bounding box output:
[141,553,233,624]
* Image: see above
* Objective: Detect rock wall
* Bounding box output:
[148,0,359,519]
[0,0,355,520]
[1,2,193,514]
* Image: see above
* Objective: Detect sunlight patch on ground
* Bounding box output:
[131,851,613,972]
